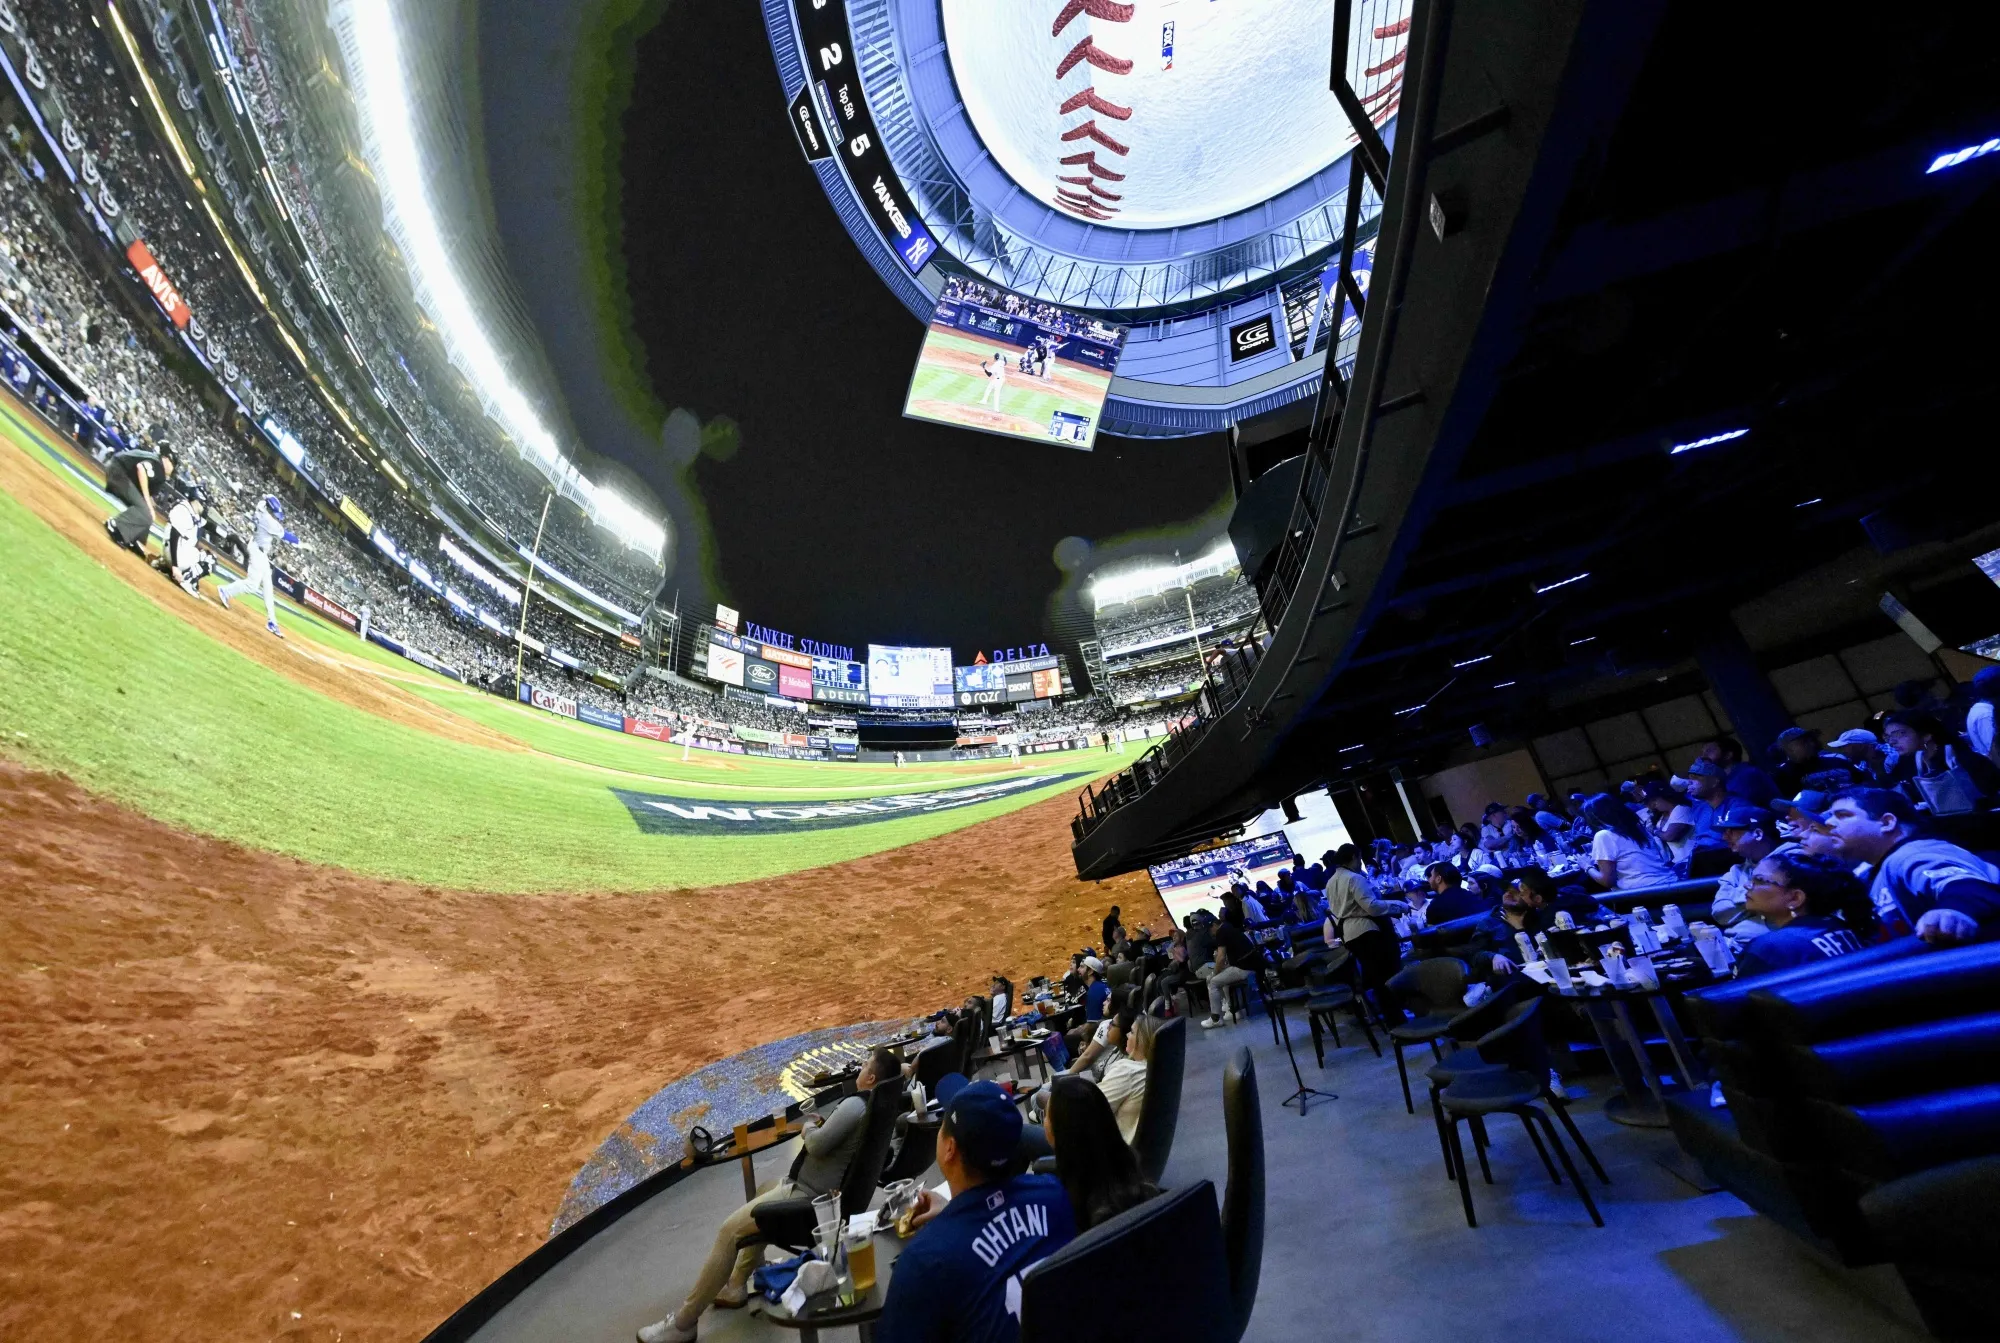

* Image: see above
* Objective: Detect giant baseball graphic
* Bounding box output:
[942,0,1410,230]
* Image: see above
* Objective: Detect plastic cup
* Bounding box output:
[843,1226,877,1293]
[812,1191,842,1257]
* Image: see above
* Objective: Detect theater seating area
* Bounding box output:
[1670,942,2000,1339]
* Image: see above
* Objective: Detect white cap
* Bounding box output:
[1083,956,1106,973]
[1830,728,1879,747]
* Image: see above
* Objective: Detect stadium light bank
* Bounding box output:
[336,0,665,561]
[1089,541,1240,610]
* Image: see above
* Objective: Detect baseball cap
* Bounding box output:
[1716,801,1775,832]
[941,1080,1022,1173]
[1082,956,1105,974]
[1775,726,1817,745]
[1829,729,1878,748]
[1773,790,1831,820]
[1686,758,1724,778]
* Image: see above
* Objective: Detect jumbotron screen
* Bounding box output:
[867,645,955,709]
[1148,834,1297,924]
[955,655,1062,706]
[903,275,1127,451]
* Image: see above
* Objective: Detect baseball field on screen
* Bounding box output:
[903,323,1114,448]
[0,393,1123,891]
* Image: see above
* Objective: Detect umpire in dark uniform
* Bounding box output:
[103,434,174,556]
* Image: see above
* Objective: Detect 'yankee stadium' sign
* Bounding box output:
[613,772,1092,835]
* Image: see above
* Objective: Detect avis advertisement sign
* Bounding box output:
[125,240,190,329]
[612,771,1093,836]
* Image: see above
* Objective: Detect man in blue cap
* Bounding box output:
[876,1079,1075,1343]
[1710,801,1790,947]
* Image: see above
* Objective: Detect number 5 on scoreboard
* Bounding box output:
[849,132,872,157]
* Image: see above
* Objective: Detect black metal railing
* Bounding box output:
[1076,0,1442,843]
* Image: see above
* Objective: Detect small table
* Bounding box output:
[969,1033,1048,1082]
[756,1210,911,1342]
[1544,954,1714,1130]
[716,1120,807,1201]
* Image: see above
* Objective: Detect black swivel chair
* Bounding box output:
[1221,1047,1265,1343]
[1434,998,1604,1229]
[912,1037,959,1095]
[1130,1015,1187,1184]
[1018,1183,1233,1343]
[746,1074,907,1253]
[1382,958,1468,1114]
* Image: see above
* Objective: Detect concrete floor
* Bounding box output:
[467,1009,1934,1342]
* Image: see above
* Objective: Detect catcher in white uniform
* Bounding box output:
[217,494,300,637]
[977,350,1009,407]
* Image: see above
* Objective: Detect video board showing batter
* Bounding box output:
[955,654,1062,706]
[1148,834,1297,925]
[904,275,1127,452]
[867,644,955,709]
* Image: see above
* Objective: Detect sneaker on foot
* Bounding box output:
[216,587,231,610]
[1201,1016,1227,1029]
[266,621,283,638]
[636,1317,696,1343]
[713,1283,750,1311]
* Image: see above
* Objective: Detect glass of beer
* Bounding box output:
[843,1225,877,1294]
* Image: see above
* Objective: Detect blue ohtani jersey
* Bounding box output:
[874,1173,1075,1343]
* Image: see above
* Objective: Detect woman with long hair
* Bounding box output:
[1583,792,1676,890]
[1044,1074,1160,1231]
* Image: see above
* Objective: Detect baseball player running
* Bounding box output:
[216,493,299,637]
[978,350,1008,407]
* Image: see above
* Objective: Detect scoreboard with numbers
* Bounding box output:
[955,654,1061,705]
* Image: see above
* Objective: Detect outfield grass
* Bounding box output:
[0,409,1121,890]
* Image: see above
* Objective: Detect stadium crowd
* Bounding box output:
[0,0,1192,763]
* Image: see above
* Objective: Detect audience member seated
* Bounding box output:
[1676,760,1739,875]
[1321,845,1411,990]
[1064,1003,1130,1082]
[1038,1009,1151,1143]
[1965,667,2000,767]
[1732,851,1876,979]
[1773,791,1841,857]
[878,1081,1076,1343]
[1701,734,1779,807]
[1826,728,1887,784]
[1584,793,1677,891]
[1421,862,1490,924]
[1710,802,1788,946]
[1824,787,2000,946]
[638,1048,899,1342]
[1880,710,2000,815]
[1043,1075,1161,1232]
[1200,909,1269,1029]
[990,974,1014,1026]
[1772,726,1857,795]
[1463,870,1604,979]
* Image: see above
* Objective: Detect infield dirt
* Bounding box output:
[0,759,1161,1340]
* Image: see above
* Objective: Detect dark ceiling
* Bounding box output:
[610,0,1231,653]
[1073,0,2000,874]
